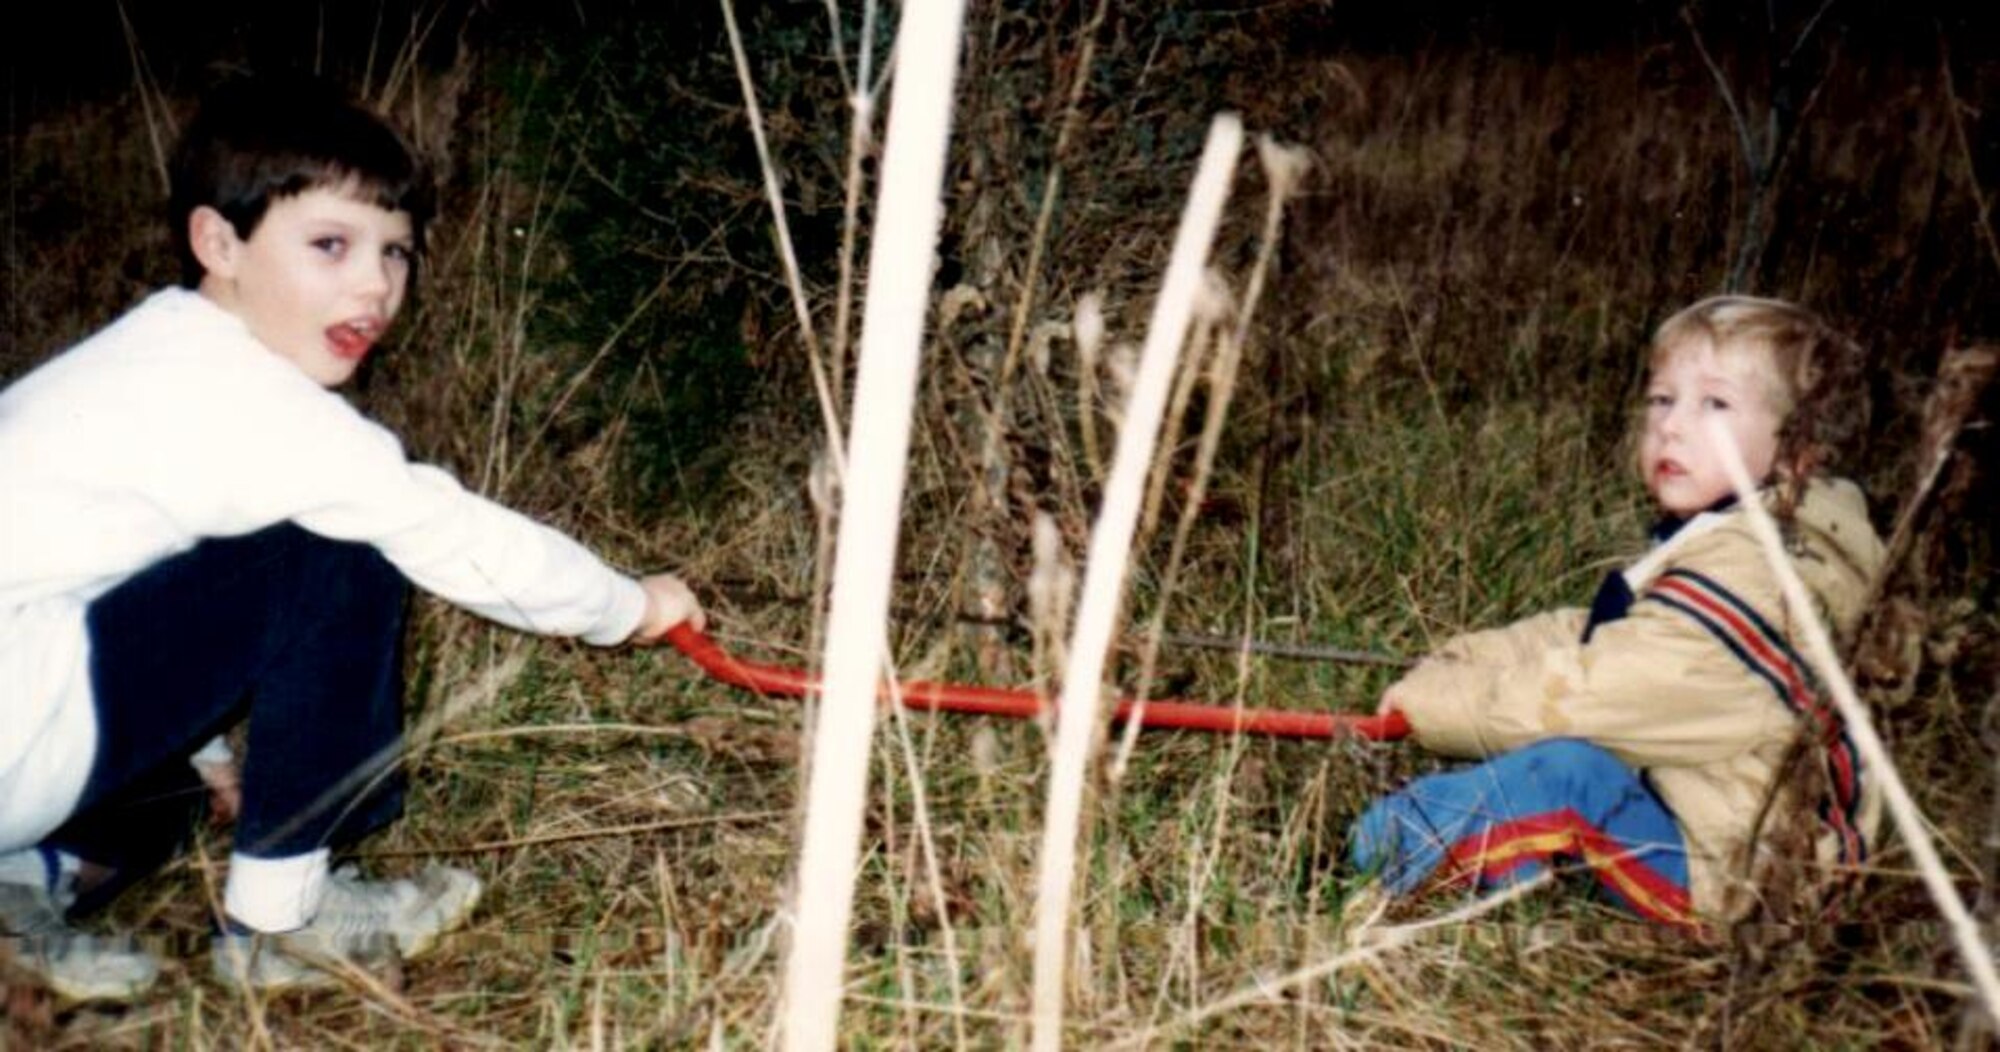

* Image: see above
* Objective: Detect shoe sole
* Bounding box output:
[2,936,159,1003]
[212,939,354,993]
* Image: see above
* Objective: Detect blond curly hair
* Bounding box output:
[1645,295,1868,515]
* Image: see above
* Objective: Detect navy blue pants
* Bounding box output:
[1348,739,1695,926]
[44,524,407,914]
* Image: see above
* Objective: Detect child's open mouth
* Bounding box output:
[326,319,382,361]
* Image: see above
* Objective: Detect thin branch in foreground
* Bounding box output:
[1031,113,1244,1052]
[827,0,887,412]
[720,0,849,477]
[1707,416,2000,1030]
[779,2,969,1048]
[1124,874,1555,1048]
[880,664,971,1048]
[364,811,787,857]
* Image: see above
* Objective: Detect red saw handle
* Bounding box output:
[665,623,1410,742]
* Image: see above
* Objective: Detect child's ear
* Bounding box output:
[187,206,243,280]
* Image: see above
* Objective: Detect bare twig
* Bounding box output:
[992,0,1113,398]
[1155,631,1409,668]
[371,0,453,112]
[1781,0,1840,70]
[1124,873,1555,1047]
[1850,345,2000,653]
[1683,3,1836,289]
[880,665,970,1048]
[113,1,172,194]
[721,0,849,478]
[818,0,852,96]
[1939,34,2000,281]
[365,811,785,856]
[1682,8,1757,178]
[827,0,886,409]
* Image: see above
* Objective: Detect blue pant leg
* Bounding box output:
[53,524,407,895]
[1349,739,1692,921]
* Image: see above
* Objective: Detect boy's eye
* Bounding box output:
[1701,395,1731,411]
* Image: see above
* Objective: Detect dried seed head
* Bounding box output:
[1194,267,1235,328]
[1029,319,1068,378]
[1254,132,1311,203]
[807,448,839,519]
[1027,511,1073,637]
[1073,291,1106,367]
[1103,342,1139,408]
[938,283,990,332]
[970,724,1000,778]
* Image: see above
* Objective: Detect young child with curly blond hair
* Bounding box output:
[1350,295,1886,927]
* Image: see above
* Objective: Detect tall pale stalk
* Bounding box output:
[778,2,969,1048]
[1031,114,1244,1052]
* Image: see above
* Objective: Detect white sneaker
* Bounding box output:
[0,881,160,1003]
[211,863,481,991]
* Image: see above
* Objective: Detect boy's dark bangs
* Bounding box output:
[188,76,434,227]
[250,94,434,231]
[252,151,433,231]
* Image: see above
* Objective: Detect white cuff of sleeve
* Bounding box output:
[190,734,234,769]
[223,849,331,932]
[582,576,650,646]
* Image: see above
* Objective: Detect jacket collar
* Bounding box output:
[1649,494,1740,545]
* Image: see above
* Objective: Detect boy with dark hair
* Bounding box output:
[0,74,702,998]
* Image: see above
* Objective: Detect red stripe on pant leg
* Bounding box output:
[1441,808,1695,927]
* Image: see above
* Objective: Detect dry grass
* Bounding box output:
[6,2,1999,1048]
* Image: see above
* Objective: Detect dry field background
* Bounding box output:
[5,1,1999,1047]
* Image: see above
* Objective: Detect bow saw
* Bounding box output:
[665,622,1412,741]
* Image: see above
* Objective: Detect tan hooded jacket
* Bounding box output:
[1392,478,1886,920]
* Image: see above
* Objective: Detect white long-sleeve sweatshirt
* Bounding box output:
[0,288,648,854]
